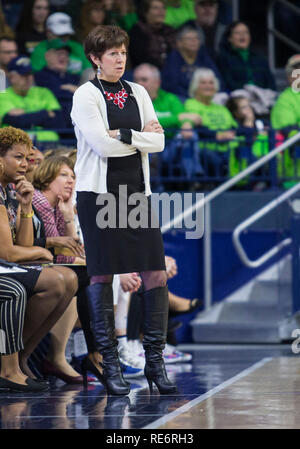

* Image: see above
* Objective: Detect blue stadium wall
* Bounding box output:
[161,190,294,343]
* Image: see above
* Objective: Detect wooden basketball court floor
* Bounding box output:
[1,344,300,429]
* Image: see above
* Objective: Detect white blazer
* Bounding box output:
[71,80,165,196]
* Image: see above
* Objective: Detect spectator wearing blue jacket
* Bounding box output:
[217,21,276,92]
[34,40,79,128]
[161,26,225,101]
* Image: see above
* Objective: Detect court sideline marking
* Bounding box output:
[143,357,273,429]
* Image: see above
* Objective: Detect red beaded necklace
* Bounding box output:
[97,77,128,110]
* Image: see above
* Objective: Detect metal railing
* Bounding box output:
[153,129,300,189]
[232,182,300,268]
[268,0,300,71]
[161,130,300,310]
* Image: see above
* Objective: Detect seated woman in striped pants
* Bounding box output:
[0,126,78,385]
[0,273,48,392]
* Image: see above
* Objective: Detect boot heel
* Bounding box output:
[81,355,129,396]
[146,377,153,394]
[83,370,88,389]
[145,362,177,395]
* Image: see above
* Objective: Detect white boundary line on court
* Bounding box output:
[143,357,273,429]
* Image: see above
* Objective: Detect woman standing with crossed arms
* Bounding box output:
[71,25,176,396]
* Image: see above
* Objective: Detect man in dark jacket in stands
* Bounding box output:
[129,0,176,69]
[34,41,79,128]
[182,0,226,59]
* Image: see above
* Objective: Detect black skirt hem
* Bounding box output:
[87,263,166,278]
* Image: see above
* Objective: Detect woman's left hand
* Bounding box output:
[15,176,34,211]
[107,129,118,138]
[143,120,164,134]
[120,273,142,293]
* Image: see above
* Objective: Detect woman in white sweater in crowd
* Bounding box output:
[71,25,176,396]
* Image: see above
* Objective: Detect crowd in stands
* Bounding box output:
[0,0,299,191]
[0,0,299,393]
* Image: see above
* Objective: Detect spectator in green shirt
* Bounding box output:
[31,12,91,75]
[271,54,300,131]
[0,56,64,143]
[133,62,203,181]
[164,0,196,29]
[184,67,238,176]
[133,62,202,136]
[271,54,300,188]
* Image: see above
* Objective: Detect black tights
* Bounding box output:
[90,270,167,291]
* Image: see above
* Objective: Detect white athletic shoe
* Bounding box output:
[163,343,192,364]
[127,339,145,358]
[118,337,144,378]
[127,339,192,364]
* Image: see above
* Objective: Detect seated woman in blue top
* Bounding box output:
[161,26,225,101]
[217,21,276,92]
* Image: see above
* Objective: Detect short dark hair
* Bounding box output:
[136,0,165,22]
[84,25,129,70]
[224,21,250,42]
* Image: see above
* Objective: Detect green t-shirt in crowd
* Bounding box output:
[31,38,91,75]
[184,98,237,130]
[165,0,196,28]
[153,88,185,135]
[271,87,300,188]
[116,12,138,32]
[0,86,61,142]
[184,98,237,151]
[271,86,300,130]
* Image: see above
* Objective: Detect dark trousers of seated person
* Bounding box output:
[0,277,27,355]
[66,265,96,354]
[201,149,229,177]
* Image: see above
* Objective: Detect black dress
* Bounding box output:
[77,78,166,277]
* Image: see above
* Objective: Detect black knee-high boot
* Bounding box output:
[81,282,130,396]
[142,285,177,394]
